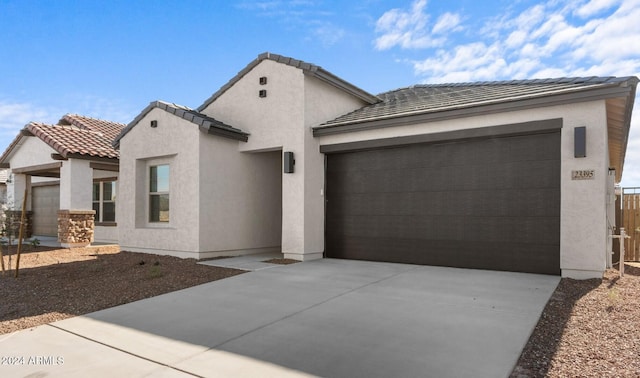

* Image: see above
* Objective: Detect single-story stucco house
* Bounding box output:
[0,114,124,246]
[113,52,637,279]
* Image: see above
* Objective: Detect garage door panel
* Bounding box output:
[327,237,560,275]
[330,192,420,216]
[325,131,560,275]
[509,134,560,161]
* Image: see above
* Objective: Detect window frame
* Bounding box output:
[148,163,170,224]
[92,179,117,225]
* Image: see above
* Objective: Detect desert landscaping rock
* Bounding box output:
[0,246,245,335]
[1,247,639,377]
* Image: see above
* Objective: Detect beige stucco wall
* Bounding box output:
[117,107,200,257]
[317,100,612,279]
[6,136,57,170]
[5,137,56,209]
[60,158,92,210]
[201,60,368,260]
[197,132,282,257]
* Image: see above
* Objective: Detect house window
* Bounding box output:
[149,164,170,222]
[92,181,116,223]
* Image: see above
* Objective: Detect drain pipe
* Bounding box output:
[611,228,631,277]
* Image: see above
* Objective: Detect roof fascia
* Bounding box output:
[305,68,380,104]
[64,154,119,164]
[90,162,119,172]
[611,82,637,181]
[11,162,63,175]
[113,101,248,148]
[313,84,634,136]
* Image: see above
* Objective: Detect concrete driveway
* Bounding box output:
[0,259,559,377]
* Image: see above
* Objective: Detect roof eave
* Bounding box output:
[65,153,119,163]
[307,68,381,105]
[313,83,636,136]
[114,101,249,148]
[610,80,638,181]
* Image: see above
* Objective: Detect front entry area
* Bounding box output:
[325,130,561,275]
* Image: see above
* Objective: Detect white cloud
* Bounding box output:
[0,102,53,141]
[575,0,622,17]
[59,94,136,125]
[236,0,347,46]
[312,22,346,47]
[374,0,464,50]
[406,0,640,82]
[432,12,462,35]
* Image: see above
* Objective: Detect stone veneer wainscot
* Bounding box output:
[57,210,95,247]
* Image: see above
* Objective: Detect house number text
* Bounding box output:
[571,170,595,180]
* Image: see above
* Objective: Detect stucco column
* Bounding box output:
[58,159,94,247]
[281,142,325,262]
[6,173,32,211]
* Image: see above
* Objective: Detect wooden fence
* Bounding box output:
[622,189,640,262]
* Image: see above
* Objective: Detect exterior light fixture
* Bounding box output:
[284,151,295,173]
[574,126,586,158]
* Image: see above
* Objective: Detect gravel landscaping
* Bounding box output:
[1,246,639,376]
[0,245,245,335]
[512,263,640,377]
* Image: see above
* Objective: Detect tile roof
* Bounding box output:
[315,76,638,131]
[58,114,126,141]
[0,114,123,166]
[113,100,249,148]
[26,122,119,160]
[197,52,379,112]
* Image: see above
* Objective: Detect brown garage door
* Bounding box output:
[325,130,560,275]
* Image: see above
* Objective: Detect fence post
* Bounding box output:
[611,227,631,277]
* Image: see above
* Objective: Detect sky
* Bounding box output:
[1,0,639,185]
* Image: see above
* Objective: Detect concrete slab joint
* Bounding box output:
[58,209,95,248]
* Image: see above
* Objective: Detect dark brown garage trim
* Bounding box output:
[320,118,562,154]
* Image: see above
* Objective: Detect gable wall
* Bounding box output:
[117,107,201,256]
[200,60,370,259]
[316,100,611,278]
[7,136,57,169]
[200,60,306,153]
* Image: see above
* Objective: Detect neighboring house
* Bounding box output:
[114,52,638,279]
[0,169,8,205]
[0,114,124,246]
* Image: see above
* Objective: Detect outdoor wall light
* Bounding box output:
[284,151,295,173]
[574,126,586,158]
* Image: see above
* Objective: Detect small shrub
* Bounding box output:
[148,265,163,279]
